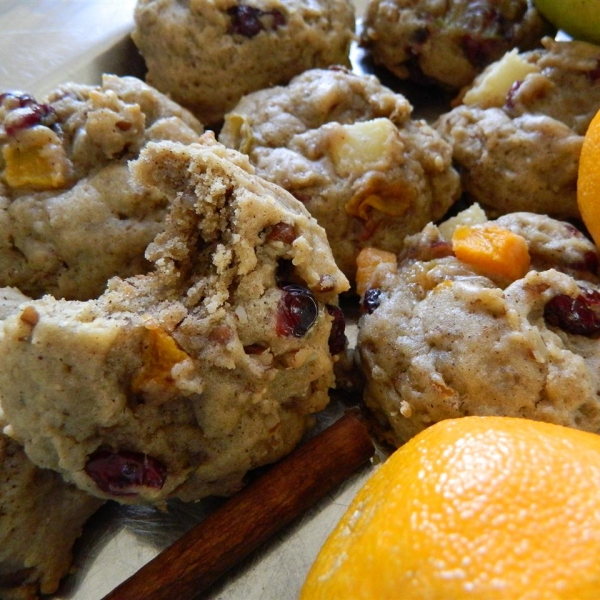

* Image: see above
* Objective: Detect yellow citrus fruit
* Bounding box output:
[300,416,600,600]
[578,107,600,248]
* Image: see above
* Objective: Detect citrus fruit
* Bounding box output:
[300,416,600,600]
[533,0,600,45]
[578,107,600,249]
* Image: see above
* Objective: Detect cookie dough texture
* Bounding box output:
[0,430,103,600]
[219,68,461,282]
[357,211,600,447]
[436,39,600,218]
[132,0,356,126]
[436,106,582,218]
[0,139,349,504]
[0,75,204,300]
[360,0,551,89]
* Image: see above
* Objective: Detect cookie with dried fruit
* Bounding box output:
[0,139,349,504]
[356,207,600,447]
[0,75,204,301]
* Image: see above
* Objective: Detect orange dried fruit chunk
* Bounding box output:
[301,416,600,600]
[355,247,397,298]
[452,223,530,282]
[2,127,70,190]
[578,107,600,249]
[131,327,189,394]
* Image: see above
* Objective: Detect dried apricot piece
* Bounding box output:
[355,247,397,298]
[452,223,530,283]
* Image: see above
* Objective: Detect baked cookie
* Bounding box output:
[0,430,103,600]
[436,106,582,218]
[0,139,349,504]
[437,38,600,218]
[360,0,551,90]
[459,37,600,135]
[219,67,461,282]
[356,206,600,447]
[0,75,204,301]
[132,0,356,126]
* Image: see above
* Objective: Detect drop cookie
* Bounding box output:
[0,139,349,504]
[356,206,600,447]
[0,75,204,300]
[132,0,356,125]
[219,67,461,282]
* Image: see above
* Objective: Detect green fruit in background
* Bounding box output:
[534,0,600,44]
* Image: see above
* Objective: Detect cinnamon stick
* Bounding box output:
[102,413,374,600]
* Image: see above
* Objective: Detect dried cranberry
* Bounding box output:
[276,284,318,337]
[362,288,382,314]
[228,5,285,38]
[326,304,346,355]
[0,91,37,108]
[85,449,167,496]
[544,288,600,337]
[567,250,599,275]
[2,92,56,137]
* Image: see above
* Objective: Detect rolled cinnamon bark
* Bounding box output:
[103,413,375,600]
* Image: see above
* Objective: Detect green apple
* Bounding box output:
[534,0,600,45]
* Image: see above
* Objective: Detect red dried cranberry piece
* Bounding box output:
[85,449,167,496]
[544,288,600,337]
[276,284,318,337]
[326,304,346,355]
[0,91,37,108]
[362,288,382,314]
[227,5,285,38]
[569,250,599,275]
[2,92,56,137]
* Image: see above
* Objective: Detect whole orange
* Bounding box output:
[300,416,600,600]
[578,107,600,248]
